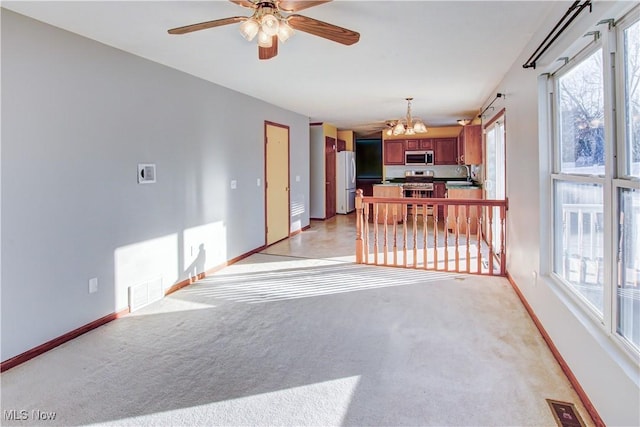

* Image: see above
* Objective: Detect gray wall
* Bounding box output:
[481,2,640,425]
[1,9,310,361]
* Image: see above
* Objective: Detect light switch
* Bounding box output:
[89,277,98,294]
[257,178,261,186]
[296,175,300,182]
[230,180,237,189]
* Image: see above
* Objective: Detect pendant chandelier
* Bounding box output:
[387,98,428,136]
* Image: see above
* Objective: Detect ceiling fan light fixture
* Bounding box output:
[261,13,280,37]
[239,18,260,41]
[257,30,273,48]
[457,119,471,126]
[277,21,294,43]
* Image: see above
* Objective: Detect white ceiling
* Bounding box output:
[2,1,560,137]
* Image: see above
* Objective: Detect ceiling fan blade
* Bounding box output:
[168,16,246,35]
[229,0,257,9]
[277,1,332,12]
[287,15,359,45]
[259,36,279,60]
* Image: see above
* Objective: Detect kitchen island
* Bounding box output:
[372,183,403,224]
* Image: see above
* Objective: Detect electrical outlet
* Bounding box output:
[89,277,98,294]
[230,180,237,189]
[257,178,261,186]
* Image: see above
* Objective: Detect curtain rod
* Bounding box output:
[522,0,592,70]
[479,93,505,118]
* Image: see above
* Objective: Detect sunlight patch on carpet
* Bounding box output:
[88,375,361,427]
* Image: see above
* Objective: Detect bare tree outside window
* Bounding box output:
[558,49,605,175]
[624,19,640,177]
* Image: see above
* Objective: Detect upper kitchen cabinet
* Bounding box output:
[384,140,405,165]
[457,124,482,165]
[406,139,434,150]
[434,138,457,165]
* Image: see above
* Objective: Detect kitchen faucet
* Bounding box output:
[457,165,471,181]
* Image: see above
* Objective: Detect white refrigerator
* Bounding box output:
[336,151,356,214]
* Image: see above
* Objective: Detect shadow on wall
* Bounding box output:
[184,243,207,282]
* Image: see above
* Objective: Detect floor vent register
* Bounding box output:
[546,399,586,427]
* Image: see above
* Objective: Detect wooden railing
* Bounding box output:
[355,189,509,276]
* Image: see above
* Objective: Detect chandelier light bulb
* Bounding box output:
[261,13,280,37]
[239,18,260,41]
[257,30,273,48]
[277,21,294,43]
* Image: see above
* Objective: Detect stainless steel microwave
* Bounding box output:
[405,150,434,166]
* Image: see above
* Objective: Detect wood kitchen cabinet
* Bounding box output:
[457,124,482,165]
[434,138,458,165]
[406,138,433,150]
[433,182,446,218]
[446,188,483,234]
[372,184,403,224]
[383,140,405,165]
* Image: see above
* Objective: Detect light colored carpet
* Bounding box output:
[1,251,590,426]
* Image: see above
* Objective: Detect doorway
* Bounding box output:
[325,136,337,219]
[484,111,506,251]
[265,122,290,246]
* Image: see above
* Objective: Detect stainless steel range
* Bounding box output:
[403,170,434,192]
[403,170,435,215]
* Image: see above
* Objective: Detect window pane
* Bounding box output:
[617,188,640,350]
[554,181,604,314]
[557,49,605,175]
[624,20,640,178]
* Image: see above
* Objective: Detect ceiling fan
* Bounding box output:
[167,0,360,60]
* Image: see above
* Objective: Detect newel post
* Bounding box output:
[355,189,364,264]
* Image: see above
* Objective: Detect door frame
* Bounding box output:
[264,121,291,246]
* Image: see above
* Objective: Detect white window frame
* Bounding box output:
[547,5,640,358]
[550,39,611,324]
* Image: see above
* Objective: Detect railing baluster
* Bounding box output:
[411,205,425,268]
[500,206,506,276]
[392,204,398,266]
[454,205,460,272]
[383,203,388,266]
[488,206,494,275]
[423,203,428,270]
[444,203,449,271]
[370,203,376,265]
[476,211,482,274]
[402,204,408,267]
[364,201,370,264]
[466,205,471,273]
[433,205,439,271]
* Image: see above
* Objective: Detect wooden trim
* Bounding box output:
[1,245,267,373]
[483,107,506,129]
[289,224,311,237]
[0,308,130,373]
[506,273,605,427]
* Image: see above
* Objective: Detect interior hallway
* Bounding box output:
[0,214,591,426]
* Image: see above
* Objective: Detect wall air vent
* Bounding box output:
[128,277,163,312]
[138,163,156,184]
